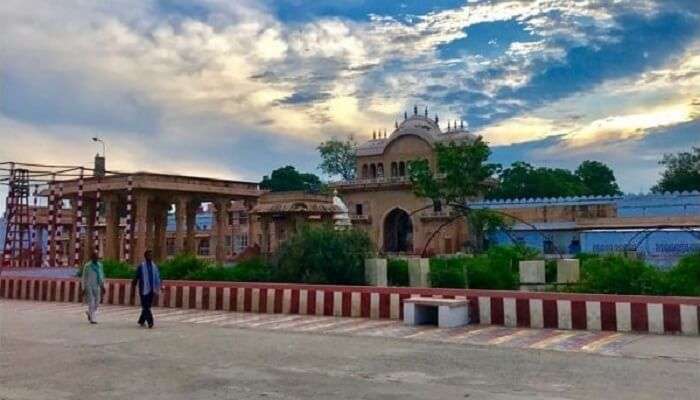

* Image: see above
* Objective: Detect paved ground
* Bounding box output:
[0,268,77,278]
[1,300,699,399]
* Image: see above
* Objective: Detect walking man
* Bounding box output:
[82,252,105,324]
[132,250,161,328]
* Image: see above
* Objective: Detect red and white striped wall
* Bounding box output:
[1,276,698,336]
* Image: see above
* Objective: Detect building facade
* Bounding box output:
[333,108,476,256]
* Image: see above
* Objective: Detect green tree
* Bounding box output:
[651,147,700,193]
[409,138,504,254]
[260,166,322,192]
[491,162,586,199]
[490,160,621,199]
[317,136,357,181]
[575,160,622,196]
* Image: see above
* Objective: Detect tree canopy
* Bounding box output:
[317,136,357,181]
[489,160,622,199]
[651,147,700,193]
[260,166,322,192]
[408,138,504,254]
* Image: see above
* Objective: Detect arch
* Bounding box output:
[398,161,406,176]
[377,163,384,178]
[370,164,377,178]
[361,164,368,179]
[391,162,398,177]
[383,208,413,253]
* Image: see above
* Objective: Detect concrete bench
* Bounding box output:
[403,298,470,328]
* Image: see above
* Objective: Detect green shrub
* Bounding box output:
[430,257,468,288]
[387,259,409,286]
[186,258,274,282]
[429,246,537,289]
[666,252,700,296]
[159,253,210,280]
[545,260,557,283]
[575,255,668,295]
[275,224,373,285]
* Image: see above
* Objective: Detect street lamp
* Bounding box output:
[92,137,106,158]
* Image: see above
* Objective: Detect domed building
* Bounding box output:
[333,106,479,255]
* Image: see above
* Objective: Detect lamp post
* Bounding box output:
[92,137,106,158]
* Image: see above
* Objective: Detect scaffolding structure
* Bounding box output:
[0,161,117,269]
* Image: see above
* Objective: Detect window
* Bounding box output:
[398,162,406,176]
[197,238,210,256]
[166,238,175,256]
[239,211,248,225]
[370,164,377,178]
[377,163,384,178]
[225,235,232,247]
[234,234,249,252]
[433,200,442,212]
[361,164,368,178]
[391,162,398,177]
[356,203,363,216]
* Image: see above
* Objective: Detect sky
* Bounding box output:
[0,0,699,198]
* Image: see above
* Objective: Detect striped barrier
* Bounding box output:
[1,276,698,336]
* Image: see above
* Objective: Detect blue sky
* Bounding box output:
[0,0,698,197]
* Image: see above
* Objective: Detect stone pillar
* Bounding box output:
[174,196,189,255]
[153,201,169,262]
[212,199,229,264]
[519,260,545,291]
[185,200,197,254]
[408,258,431,288]
[365,258,388,287]
[134,192,150,264]
[557,258,580,284]
[82,200,96,262]
[103,194,120,261]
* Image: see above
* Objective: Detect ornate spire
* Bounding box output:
[384,128,387,138]
[460,120,464,129]
[372,130,376,140]
[424,106,428,117]
[395,120,399,129]
[447,121,451,132]
[404,111,408,120]
[435,114,439,124]
[414,104,418,116]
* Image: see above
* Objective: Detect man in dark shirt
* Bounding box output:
[131,250,161,328]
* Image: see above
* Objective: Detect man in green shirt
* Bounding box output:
[82,252,105,324]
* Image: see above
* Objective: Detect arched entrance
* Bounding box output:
[384,208,413,253]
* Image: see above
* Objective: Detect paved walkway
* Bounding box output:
[3,299,698,361]
[0,267,77,278]
[3,300,700,399]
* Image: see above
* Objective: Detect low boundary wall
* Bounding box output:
[1,276,698,336]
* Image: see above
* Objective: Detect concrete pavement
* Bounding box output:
[1,300,699,399]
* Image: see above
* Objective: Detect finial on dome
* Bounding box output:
[395,120,399,129]
[460,120,464,129]
[404,111,408,120]
[424,106,428,117]
[372,130,376,140]
[435,114,439,124]
[414,105,418,116]
[447,121,451,132]
[384,128,387,138]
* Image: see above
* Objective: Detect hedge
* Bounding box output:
[387,259,409,286]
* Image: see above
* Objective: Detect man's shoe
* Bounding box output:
[138,322,145,327]
[148,323,154,329]
[85,311,92,323]
[90,320,98,324]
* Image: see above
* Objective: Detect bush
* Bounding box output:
[186,258,274,282]
[429,245,538,289]
[666,252,700,296]
[430,257,468,288]
[159,253,210,280]
[275,224,373,285]
[575,255,667,295]
[545,260,557,283]
[387,259,409,286]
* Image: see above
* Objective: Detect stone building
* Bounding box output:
[333,107,478,255]
[250,191,344,256]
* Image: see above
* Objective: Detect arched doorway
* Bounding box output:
[384,208,413,253]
